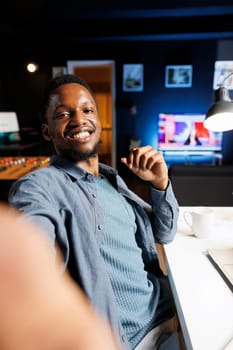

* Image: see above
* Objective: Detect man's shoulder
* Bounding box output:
[9,165,65,202]
[24,164,57,178]
[13,164,61,187]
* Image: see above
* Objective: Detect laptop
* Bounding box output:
[207,247,233,293]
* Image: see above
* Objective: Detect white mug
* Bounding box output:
[183,208,215,239]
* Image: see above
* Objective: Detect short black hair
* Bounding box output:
[41,74,96,122]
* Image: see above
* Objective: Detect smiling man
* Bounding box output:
[9,74,180,350]
[41,74,102,173]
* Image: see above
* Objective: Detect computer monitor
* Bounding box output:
[158,113,223,152]
[0,112,21,144]
[0,112,20,133]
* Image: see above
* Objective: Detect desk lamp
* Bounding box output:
[204,71,233,132]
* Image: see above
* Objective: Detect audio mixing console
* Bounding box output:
[0,157,50,180]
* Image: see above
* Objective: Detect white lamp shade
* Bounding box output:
[205,87,233,132]
[204,112,233,131]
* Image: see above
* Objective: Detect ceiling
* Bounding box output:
[2,0,233,41]
[0,0,233,60]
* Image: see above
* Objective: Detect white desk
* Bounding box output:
[164,207,233,350]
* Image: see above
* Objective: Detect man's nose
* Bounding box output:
[73,111,86,124]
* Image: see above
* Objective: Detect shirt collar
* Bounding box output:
[50,155,118,183]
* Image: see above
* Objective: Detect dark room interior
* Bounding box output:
[0,4,233,350]
[0,0,233,205]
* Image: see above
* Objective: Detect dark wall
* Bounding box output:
[0,37,233,173]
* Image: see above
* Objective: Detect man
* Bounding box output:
[9,74,180,349]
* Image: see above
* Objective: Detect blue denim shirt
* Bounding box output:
[8,155,179,350]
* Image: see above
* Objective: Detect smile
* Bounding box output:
[69,131,90,139]
[65,128,93,141]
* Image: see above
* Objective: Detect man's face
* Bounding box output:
[42,83,102,162]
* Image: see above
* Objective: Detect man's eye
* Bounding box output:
[84,108,94,113]
[55,112,70,119]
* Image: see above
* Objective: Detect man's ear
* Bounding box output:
[42,123,52,141]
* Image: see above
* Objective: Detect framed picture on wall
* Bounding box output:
[213,60,233,90]
[123,64,144,92]
[52,66,67,78]
[165,65,192,88]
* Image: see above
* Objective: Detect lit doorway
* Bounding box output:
[67,60,116,168]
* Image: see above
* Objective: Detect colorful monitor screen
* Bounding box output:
[158,113,223,152]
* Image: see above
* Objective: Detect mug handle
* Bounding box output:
[183,212,192,229]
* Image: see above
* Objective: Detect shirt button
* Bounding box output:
[92,193,96,198]
[97,224,102,230]
[121,334,126,342]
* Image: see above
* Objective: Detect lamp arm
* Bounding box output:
[221,71,233,86]
[215,86,231,102]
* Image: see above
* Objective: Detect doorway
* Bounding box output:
[67,60,116,168]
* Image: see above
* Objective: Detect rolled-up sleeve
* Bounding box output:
[149,181,179,244]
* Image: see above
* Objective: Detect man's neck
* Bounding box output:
[75,157,99,176]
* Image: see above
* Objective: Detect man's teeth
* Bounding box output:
[72,131,90,139]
